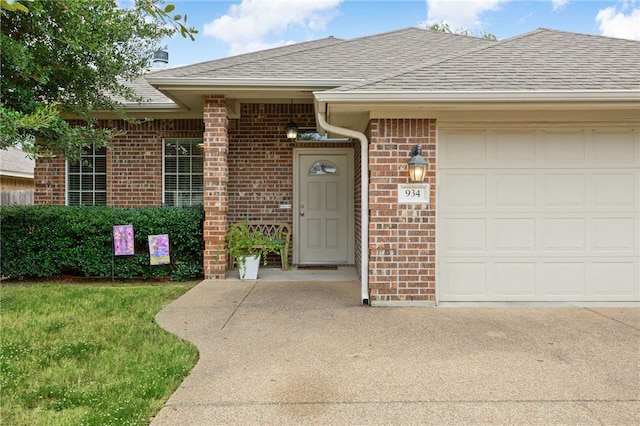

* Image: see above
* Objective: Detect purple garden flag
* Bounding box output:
[113,225,135,256]
[148,234,170,265]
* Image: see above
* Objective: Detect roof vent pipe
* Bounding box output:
[152,50,169,68]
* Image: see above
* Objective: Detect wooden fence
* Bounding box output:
[1,190,34,205]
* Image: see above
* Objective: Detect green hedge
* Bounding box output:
[0,205,204,281]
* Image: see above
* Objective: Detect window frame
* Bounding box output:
[65,144,107,206]
[162,138,204,206]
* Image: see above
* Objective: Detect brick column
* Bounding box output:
[203,95,229,279]
[368,119,437,303]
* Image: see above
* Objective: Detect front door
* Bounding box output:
[294,148,354,264]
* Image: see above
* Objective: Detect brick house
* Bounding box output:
[35,28,640,305]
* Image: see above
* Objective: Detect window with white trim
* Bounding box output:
[163,138,204,206]
[66,144,107,206]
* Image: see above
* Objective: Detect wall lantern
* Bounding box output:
[408,144,428,182]
[285,100,298,139]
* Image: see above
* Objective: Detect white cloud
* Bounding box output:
[596,4,640,40]
[551,0,569,11]
[424,0,508,30]
[203,0,342,55]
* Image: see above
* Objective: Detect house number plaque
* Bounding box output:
[398,184,430,205]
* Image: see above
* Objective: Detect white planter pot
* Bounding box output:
[238,255,260,280]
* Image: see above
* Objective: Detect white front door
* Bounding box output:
[294,149,354,264]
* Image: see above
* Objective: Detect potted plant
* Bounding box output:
[225,221,284,279]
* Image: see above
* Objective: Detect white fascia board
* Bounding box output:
[314,90,640,103]
[145,77,359,91]
[121,102,183,110]
[2,171,34,179]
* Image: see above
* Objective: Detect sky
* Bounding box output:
[150,0,640,67]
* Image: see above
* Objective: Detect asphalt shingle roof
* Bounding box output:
[136,27,639,105]
[330,29,640,92]
[149,28,493,82]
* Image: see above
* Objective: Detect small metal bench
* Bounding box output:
[228,222,291,271]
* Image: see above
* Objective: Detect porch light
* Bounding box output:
[408,144,428,182]
[285,100,298,139]
[285,119,298,139]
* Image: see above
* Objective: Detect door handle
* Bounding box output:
[300,211,304,216]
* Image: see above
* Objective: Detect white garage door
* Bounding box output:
[438,128,639,302]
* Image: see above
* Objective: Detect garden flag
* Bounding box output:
[113,225,135,256]
[148,234,170,265]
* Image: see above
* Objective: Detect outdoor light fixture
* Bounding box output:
[285,100,298,139]
[408,144,428,182]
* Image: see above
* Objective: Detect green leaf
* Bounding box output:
[164,4,175,13]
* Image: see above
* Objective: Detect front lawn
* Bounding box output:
[0,282,199,426]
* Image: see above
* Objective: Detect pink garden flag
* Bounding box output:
[148,234,170,265]
[113,225,135,256]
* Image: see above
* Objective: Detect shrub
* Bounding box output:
[0,205,204,280]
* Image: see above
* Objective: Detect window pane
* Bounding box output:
[94,158,106,173]
[309,160,338,175]
[68,192,80,205]
[82,177,94,190]
[94,192,106,205]
[66,143,107,206]
[95,175,106,188]
[165,175,177,191]
[178,177,190,191]
[163,138,203,206]
[68,174,80,191]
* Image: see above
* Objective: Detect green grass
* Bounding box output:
[0,283,199,426]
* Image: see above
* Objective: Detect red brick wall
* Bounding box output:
[33,119,204,207]
[227,103,306,223]
[368,118,437,303]
[34,156,66,205]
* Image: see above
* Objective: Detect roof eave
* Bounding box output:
[314,90,640,103]
[145,77,361,91]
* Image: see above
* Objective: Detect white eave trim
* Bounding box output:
[120,102,183,110]
[145,77,360,90]
[314,90,640,103]
[1,171,34,179]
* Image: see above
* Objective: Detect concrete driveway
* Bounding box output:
[152,279,640,425]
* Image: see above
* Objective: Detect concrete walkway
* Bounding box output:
[152,278,640,425]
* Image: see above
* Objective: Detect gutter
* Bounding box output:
[315,106,370,306]
[314,89,640,103]
[145,77,361,90]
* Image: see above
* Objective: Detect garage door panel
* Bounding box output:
[495,174,536,207]
[542,262,586,295]
[494,132,536,164]
[543,218,585,251]
[495,263,536,296]
[441,261,487,296]
[442,131,487,165]
[593,173,636,207]
[494,218,536,252]
[442,218,486,253]
[542,173,586,208]
[593,131,637,165]
[440,172,486,209]
[592,218,636,252]
[439,128,640,302]
[593,262,637,296]
[543,132,587,164]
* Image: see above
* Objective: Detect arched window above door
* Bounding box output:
[309,160,339,176]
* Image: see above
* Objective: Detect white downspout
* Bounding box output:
[316,111,370,305]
